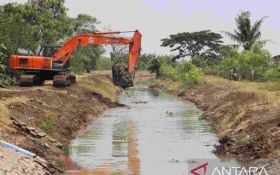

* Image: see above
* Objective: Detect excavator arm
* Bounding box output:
[8,30,142,88]
[53,30,142,78]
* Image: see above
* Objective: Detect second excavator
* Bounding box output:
[8,30,142,88]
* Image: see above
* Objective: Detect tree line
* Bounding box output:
[0,0,104,86]
[151,11,279,83]
[0,2,279,87]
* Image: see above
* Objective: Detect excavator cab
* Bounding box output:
[8,30,141,88]
[42,45,70,71]
[42,45,61,57]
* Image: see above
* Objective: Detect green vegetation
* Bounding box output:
[0,0,102,85]
[208,42,276,81]
[0,0,278,88]
[95,57,114,70]
[71,45,104,73]
[159,10,279,84]
[223,11,267,50]
[159,61,203,85]
[42,113,57,133]
[161,30,223,62]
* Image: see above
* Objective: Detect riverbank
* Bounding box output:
[149,75,280,170]
[0,71,120,174]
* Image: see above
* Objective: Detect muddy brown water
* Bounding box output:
[65,86,238,175]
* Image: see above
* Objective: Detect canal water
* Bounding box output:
[66,86,237,175]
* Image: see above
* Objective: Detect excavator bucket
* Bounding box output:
[112,63,133,89]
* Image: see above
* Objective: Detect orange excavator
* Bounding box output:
[8,30,142,88]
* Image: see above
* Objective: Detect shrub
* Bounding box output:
[208,42,273,81]
[159,61,203,85]
[42,113,57,133]
[0,64,15,88]
[263,67,280,81]
[159,63,180,81]
[95,57,114,70]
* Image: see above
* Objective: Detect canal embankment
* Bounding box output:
[149,75,280,173]
[0,71,121,174]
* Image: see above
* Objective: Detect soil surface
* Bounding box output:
[0,72,121,174]
[150,77,280,173]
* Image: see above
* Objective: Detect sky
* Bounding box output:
[1,0,280,56]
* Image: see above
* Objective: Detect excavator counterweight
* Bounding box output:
[8,30,142,88]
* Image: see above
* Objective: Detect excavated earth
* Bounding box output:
[0,72,121,174]
[150,77,280,174]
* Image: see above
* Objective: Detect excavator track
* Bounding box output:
[19,75,44,86]
[112,63,133,89]
[53,74,76,87]
[9,30,141,89]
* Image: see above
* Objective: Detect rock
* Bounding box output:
[43,143,49,149]
[27,127,35,131]
[30,131,38,137]
[272,130,280,137]
[48,138,56,143]
[10,116,16,121]
[56,143,63,149]
[12,120,20,127]
[37,132,47,138]
[18,121,26,127]
[34,156,48,169]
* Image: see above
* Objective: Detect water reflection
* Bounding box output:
[66,86,236,175]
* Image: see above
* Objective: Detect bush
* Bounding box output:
[0,64,15,88]
[0,74,14,88]
[159,61,203,85]
[208,42,273,81]
[95,57,114,70]
[263,67,280,81]
[42,113,57,133]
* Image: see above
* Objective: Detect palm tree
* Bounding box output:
[224,11,267,50]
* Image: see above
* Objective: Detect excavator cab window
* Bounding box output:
[42,45,61,57]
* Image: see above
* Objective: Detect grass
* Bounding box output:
[205,75,280,105]
[42,113,57,133]
[0,96,28,119]
[79,76,119,102]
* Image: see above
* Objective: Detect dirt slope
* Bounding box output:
[0,72,120,174]
[150,76,280,160]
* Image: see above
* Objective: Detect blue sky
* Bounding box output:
[1,0,280,56]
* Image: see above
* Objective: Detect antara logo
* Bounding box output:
[190,162,208,175]
[189,161,269,175]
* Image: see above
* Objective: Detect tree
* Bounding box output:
[0,1,102,75]
[224,11,267,50]
[66,13,103,72]
[272,55,280,65]
[26,0,70,50]
[71,45,104,73]
[148,58,161,78]
[137,53,156,70]
[109,45,128,63]
[0,3,39,56]
[161,30,223,62]
[69,14,98,34]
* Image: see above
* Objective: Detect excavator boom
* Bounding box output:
[8,30,142,88]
